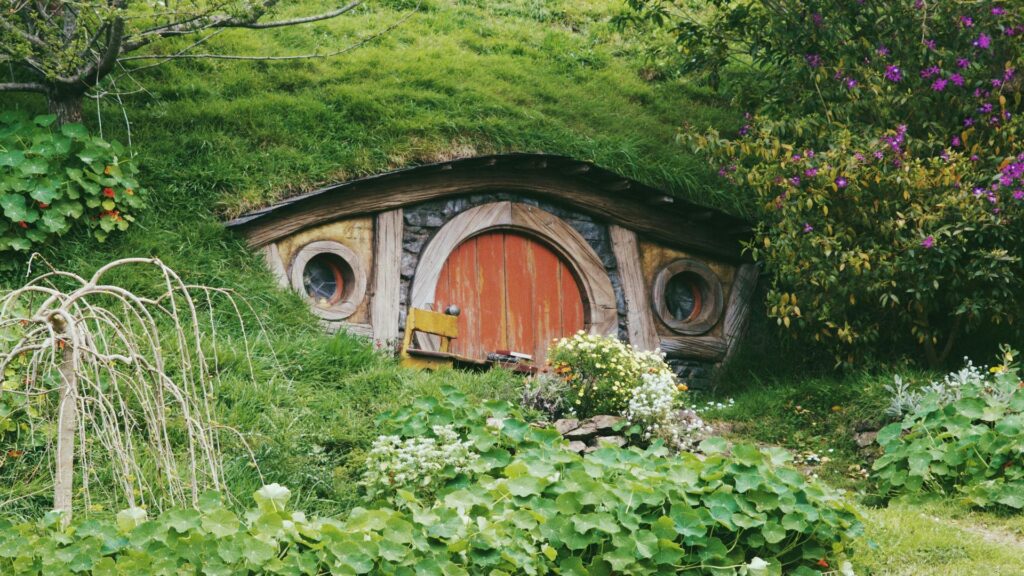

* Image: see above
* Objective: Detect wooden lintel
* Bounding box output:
[660,336,728,361]
[604,179,632,192]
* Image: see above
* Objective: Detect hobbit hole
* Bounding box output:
[225,154,757,387]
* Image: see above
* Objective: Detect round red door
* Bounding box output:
[434,231,585,365]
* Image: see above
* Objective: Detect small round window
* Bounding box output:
[303,253,350,307]
[664,273,703,322]
[652,259,723,335]
[289,240,367,321]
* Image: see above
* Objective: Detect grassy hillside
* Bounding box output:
[0,0,737,519]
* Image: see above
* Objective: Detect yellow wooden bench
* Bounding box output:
[399,307,487,370]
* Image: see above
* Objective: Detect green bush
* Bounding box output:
[0,388,863,575]
[630,0,1024,366]
[872,347,1024,509]
[0,112,144,261]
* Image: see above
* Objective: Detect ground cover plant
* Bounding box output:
[872,347,1024,509]
[0,388,864,575]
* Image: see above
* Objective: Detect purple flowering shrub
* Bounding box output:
[641,1,1024,366]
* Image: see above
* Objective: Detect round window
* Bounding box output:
[651,259,723,335]
[664,273,702,321]
[302,253,349,307]
[289,240,367,321]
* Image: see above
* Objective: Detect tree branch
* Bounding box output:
[122,2,361,53]
[222,2,360,29]
[0,82,48,93]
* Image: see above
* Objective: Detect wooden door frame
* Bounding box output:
[409,201,618,351]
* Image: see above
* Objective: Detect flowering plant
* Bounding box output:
[0,111,144,263]
[630,0,1024,366]
[547,332,681,417]
[361,424,478,500]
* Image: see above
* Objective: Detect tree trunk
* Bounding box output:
[52,316,77,528]
[48,92,84,126]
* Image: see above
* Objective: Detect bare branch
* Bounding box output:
[223,1,360,29]
[118,6,412,64]
[0,81,48,92]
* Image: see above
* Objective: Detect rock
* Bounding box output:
[564,420,598,440]
[424,214,444,227]
[583,445,599,454]
[554,418,580,435]
[594,436,626,448]
[566,441,587,453]
[590,415,622,433]
[855,431,878,448]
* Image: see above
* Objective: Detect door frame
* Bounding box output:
[409,201,617,351]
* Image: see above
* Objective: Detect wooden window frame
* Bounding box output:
[651,259,723,336]
[289,240,367,321]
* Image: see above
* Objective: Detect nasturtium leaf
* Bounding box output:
[699,437,729,454]
[201,508,240,538]
[761,521,787,544]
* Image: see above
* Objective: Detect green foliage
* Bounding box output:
[0,387,863,575]
[872,347,1024,509]
[0,111,143,258]
[644,0,1024,366]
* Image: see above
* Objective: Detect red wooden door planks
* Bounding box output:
[435,231,585,364]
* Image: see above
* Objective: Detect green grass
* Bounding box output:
[703,352,1024,575]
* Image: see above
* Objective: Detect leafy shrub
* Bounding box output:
[0,111,144,260]
[547,332,680,416]
[0,388,864,575]
[883,358,990,419]
[872,347,1024,509]
[631,0,1024,366]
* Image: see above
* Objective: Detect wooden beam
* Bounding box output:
[609,225,658,351]
[371,209,403,345]
[234,167,744,262]
[261,243,289,289]
[722,262,760,363]
[660,336,729,361]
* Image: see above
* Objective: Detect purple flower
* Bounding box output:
[960,16,974,27]
[835,176,848,188]
[951,135,961,147]
[992,79,1003,88]
[923,39,937,50]
[920,65,941,78]
[812,12,824,27]
[932,78,948,91]
[845,77,859,89]
[805,53,822,68]
[950,73,965,86]
[1013,190,1024,200]
[992,6,1006,16]
[738,124,751,136]
[980,102,994,113]
[876,45,890,57]
[921,236,935,249]
[805,167,819,178]
[803,223,814,234]
[957,57,971,69]
[974,33,992,49]
[789,176,802,187]
[854,152,866,162]
[1006,68,1017,81]
[964,117,975,126]
[884,65,903,82]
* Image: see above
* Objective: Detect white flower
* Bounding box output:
[747,557,770,573]
[255,483,292,512]
[840,560,856,576]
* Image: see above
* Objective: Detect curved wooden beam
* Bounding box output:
[231,162,744,262]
